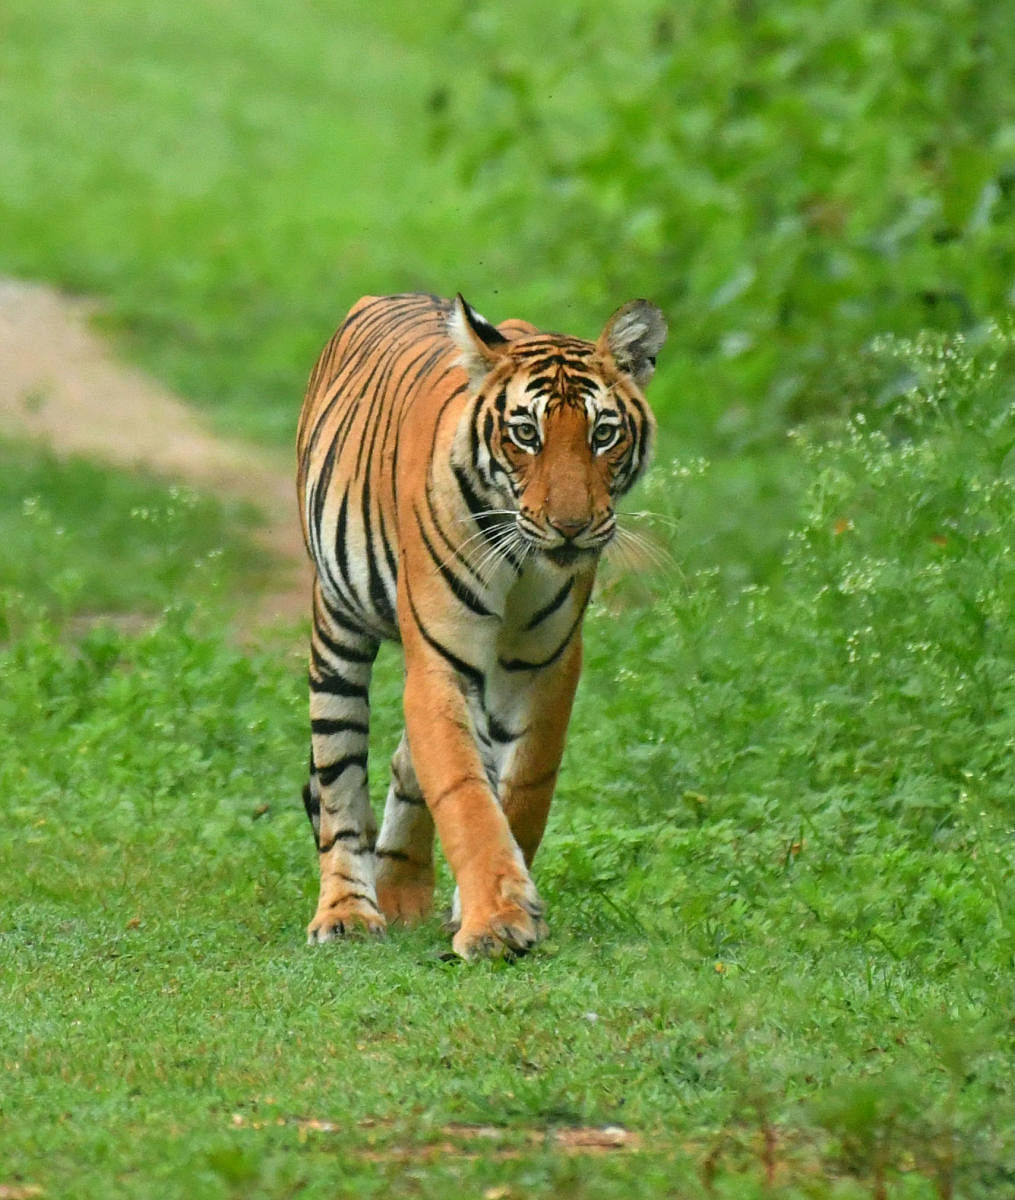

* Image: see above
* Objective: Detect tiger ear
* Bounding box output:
[448,294,509,388]
[597,300,667,388]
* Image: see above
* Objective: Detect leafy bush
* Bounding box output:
[437,0,1015,443]
[564,322,1015,967]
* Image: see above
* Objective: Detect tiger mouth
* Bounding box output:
[544,543,597,567]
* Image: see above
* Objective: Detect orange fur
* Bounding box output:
[296,293,665,957]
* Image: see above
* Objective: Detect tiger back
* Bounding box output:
[297,292,666,958]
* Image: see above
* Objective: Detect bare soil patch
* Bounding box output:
[229,1112,643,1160]
[0,278,311,629]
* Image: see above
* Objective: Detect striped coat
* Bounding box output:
[296,292,665,958]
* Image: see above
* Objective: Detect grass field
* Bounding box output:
[2,2,1014,1197]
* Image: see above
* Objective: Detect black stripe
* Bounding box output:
[421,483,490,590]
[404,577,486,693]
[523,577,574,630]
[329,892,381,912]
[310,441,337,551]
[360,478,396,625]
[319,594,379,643]
[378,506,399,587]
[311,718,370,736]
[318,828,371,854]
[392,788,426,806]
[317,753,369,787]
[451,463,513,550]
[313,618,378,665]
[414,506,495,617]
[425,381,470,473]
[626,395,652,486]
[486,712,522,744]
[480,412,496,482]
[302,782,320,848]
[499,608,585,672]
[310,674,369,701]
[392,341,451,409]
[333,492,362,608]
[471,406,486,482]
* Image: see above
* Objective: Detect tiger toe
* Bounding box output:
[307,901,387,944]
[451,902,548,960]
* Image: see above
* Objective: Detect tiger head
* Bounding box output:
[449,295,666,569]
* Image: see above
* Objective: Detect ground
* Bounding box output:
[0,276,310,628]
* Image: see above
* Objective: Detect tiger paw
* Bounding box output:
[307,896,387,944]
[450,878,548,960]
[376,859,435,925]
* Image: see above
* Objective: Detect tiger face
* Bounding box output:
[449,296,665,570]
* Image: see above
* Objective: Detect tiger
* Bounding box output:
[296,292,666,959]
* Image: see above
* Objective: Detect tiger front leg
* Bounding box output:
[306,770,386,942]
[304,601,386,943]
[497,633,583,868]
[402,645,546,960]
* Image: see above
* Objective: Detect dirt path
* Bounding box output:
[0,278,311,630]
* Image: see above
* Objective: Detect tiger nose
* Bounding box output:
[548,516,589,540]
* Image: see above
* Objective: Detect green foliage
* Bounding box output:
[437,0,1015,445]
[569,324,1015,967]
[4,0,1012,457]
[0,0,461,442]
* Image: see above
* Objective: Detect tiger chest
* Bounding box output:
[482,564,590,700]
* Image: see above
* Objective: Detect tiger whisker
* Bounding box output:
[615,524,674,558]
[472,538,518,582]
[614,529,674,570]
[619,508,682,531]
[434,526,499,574]
[433,515,520,578]
[473,527,529,583]
[465,520,515,565]
[608,525,681,576]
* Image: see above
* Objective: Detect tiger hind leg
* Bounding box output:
[305,593,385,943]
[374,731,435,924]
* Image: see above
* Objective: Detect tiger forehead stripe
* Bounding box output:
[522,373,604,409]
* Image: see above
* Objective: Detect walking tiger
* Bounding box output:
[296,292,666,958]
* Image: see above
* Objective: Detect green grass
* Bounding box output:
[0,0,469,443]
[0,437,265,626]
[3,329,1014,1198]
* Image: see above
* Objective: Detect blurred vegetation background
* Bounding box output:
[2,0,1012,451]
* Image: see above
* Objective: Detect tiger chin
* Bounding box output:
[296,292,666,959]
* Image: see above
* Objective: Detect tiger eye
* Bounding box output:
[510,420,540,448]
